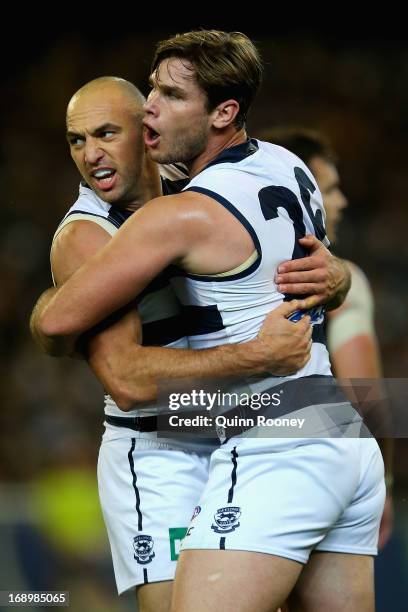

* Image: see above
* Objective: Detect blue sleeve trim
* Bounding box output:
[184,186,262,282]
[64,209,113,224]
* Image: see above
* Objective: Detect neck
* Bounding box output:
[188,127,247,178]
[124,157,162,213]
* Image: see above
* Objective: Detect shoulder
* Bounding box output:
[328,259,374,324]
[121,191,226,256]
[346,260,370,285]
[51,220,112,285]
[53,218,111,251]
[142,190,219,223]
[55,185,115,241]
[65,184,110,217]
[345,261,374,308]
[327,260,378,360]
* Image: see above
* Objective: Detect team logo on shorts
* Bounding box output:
[133,535,155,565]
[191,505,201,521]
[211,506,241,534]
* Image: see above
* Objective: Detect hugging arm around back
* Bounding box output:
[30,194,313,409]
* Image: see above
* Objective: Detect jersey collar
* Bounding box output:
[203,138,259,171]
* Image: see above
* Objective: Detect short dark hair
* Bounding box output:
[260,127,337,166]
[151,30,263,129]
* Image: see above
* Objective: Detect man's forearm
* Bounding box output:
[140,340,270,379]
[325,256,351,311]
[30,288,78,356]
[89,339,269,409]
[88,301,311,411]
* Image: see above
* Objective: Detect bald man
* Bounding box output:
[31,78,329,612]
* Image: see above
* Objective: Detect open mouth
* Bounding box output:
[91,168,117,190]
[144,126,161,147]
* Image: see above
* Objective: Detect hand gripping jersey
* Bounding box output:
[52,166,189,419]
[171,139,336,414]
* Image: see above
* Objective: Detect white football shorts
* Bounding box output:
[97,424,215,594]
[181,435,385,563]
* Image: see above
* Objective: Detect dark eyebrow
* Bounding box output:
[92,123,121,135]
[66,123,121,142]
[148,75,185,97]
[66,130,81,143]
[162,84,185,96]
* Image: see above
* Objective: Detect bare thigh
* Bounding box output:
[287,552,375,612]
[171,549,303,612]
[137,580,173,612]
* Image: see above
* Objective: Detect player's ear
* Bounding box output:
[211,99,240,129]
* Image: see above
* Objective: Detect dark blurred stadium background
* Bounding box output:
[1,20,407,611]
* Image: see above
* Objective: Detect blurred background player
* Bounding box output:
[262,126,394,550]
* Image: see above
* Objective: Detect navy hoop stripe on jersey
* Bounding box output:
[128,438,143,531]
[181,304,225,337]
[142,315,187,346]
[184,186,262,282]
[312,322,327,346]
[136,270,177,302]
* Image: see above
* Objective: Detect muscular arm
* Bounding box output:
[87,300,312,408]
[30,211,312,408]
[36,195,201,338]
[29,220,138,357]
[37,194,347,339]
